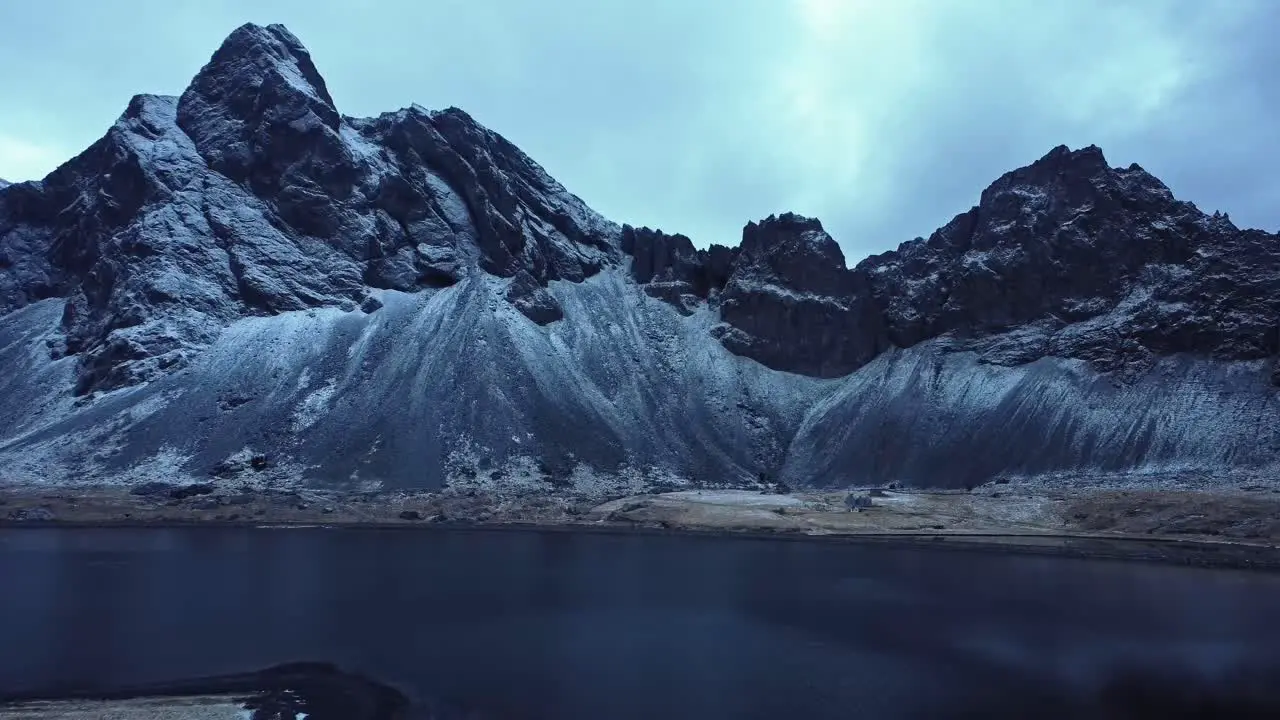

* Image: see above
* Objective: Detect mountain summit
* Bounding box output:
[1,24,1278,492]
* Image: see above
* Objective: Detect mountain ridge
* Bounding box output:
[1,23,1278,492]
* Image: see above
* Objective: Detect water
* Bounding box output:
[2,527,1280,719]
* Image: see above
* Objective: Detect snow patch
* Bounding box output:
[726,277,850,307]
[340,123,396,181]
[292,379,338,433]
[125,390,172,422]
[568,464,690,498]
[117,445,201,485]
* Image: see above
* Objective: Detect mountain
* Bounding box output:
[1,23,1278,493]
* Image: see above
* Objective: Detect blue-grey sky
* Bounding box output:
[1,0,1277,261]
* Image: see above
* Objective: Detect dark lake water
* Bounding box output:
[3,527,1280,719]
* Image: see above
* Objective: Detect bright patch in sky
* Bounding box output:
[0,133,65,183]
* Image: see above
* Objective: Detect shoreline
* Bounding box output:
[0,662,406,720]
[4,513,1280,571]
[4,483,1280,570]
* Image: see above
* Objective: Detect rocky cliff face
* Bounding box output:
[858,146,1280,379]
[627,148,1280,382]
[712,213,886,378]
[0,24,617,397]
[1,23,1278,491]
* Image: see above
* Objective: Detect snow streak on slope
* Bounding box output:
[783,343,1280,488]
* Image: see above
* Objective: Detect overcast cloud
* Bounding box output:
[1,0,1277,261]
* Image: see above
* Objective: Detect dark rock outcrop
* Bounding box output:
[621,225,700,285]
[712,213,885,377]
[176,23,354,218]
[856,144,1280,378]
[620,224,736,314]
[506,270,564,325]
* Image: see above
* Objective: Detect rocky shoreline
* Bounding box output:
[0,662,408,720]
[3,483,1280,570]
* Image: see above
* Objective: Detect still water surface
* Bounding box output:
[2,527,1280,719]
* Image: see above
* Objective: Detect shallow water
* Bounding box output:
[2,527,1280,719]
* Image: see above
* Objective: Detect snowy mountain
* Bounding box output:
[1,23,1278,492]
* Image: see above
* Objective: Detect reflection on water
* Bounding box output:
[2,528,1280,719]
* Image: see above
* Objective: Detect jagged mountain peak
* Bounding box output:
[750,211,827,232]
[0,22,621,396]
[176,22,344,193]
[974,143,1182,222]
[740,212,846,273]
[979,144,1110,205]
[1038,142,1107,166]
[853,142,1280,375]
[0,178,10,190]
[433,105,478,122]
[861,143,1190,270]
[199,22,336,111]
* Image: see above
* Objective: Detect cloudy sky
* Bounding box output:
[1,0,1276,261]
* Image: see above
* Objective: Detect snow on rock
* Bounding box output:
[0,24,620,398]
[2,26,1280,492]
